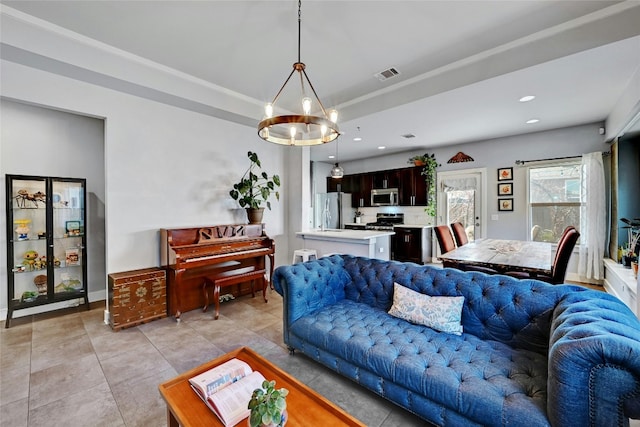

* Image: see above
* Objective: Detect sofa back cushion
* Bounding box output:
[341,255,583,355]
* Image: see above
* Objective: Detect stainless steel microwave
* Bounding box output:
[371,188,399,206]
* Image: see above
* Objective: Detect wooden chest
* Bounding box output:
[108,268,167,331]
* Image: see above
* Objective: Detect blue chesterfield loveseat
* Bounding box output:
[272,254,640,427]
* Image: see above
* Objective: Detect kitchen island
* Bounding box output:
[296,229,395,260]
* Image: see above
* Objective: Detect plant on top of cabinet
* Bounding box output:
[230,151,281,224]
[408,153,440,217]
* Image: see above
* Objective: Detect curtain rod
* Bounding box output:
[515,151,610,165]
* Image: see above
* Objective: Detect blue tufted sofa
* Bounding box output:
[272,255,640,427]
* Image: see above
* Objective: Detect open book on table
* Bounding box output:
[189,358,266,427]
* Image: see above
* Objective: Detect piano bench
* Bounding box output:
[203,269,267,319]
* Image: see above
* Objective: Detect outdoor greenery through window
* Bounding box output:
[529,162,581,243]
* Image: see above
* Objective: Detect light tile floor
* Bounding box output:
[0,290,426,427]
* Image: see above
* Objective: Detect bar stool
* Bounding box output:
[292,249,318,264]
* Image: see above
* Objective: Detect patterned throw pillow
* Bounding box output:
[388,282,464,335]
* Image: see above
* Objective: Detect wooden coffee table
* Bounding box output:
[158,346,365,427]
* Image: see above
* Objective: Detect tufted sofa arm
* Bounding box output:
[548,291,640,427]
[272,255,352,345]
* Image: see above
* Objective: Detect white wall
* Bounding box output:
[325,123,608,240]
[1,99,106,313]
[0,60,291,318]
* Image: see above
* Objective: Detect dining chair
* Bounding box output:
[506,226,580,284]
[434,225,456,254]
[450,222,468,247]
[437,224,498,274]
[434,225,458,269]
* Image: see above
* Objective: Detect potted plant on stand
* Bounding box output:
[230,151,281,224]
[407,153,440,217]
[247,379,289,427]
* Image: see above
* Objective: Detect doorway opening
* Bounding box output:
[437,169,487,244]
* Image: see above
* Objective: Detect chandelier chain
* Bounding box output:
[297,0,302,64]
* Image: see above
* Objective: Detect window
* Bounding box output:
[528,162,581,243]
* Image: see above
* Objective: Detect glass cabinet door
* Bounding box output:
[52,179,85,295]
[9,177,49,302]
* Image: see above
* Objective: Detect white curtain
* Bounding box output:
[440,177,478,192]
[578,152,606,279]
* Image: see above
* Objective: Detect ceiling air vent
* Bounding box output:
[374,67,400,81]
[401,133,416,139]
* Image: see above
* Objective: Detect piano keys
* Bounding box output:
[160,224,275,320]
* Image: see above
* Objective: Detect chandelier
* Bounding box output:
[258,0,340,146]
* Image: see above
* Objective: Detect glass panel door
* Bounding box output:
[446,189,477,242]
[52,179,85,294]
[437,169,486,242]
[9,177,48,302]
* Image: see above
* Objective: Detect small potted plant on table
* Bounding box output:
[247,379,288,427]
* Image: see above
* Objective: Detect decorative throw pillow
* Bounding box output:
[388,282,464,335]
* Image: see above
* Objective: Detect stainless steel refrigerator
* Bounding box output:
[314,193,354,230]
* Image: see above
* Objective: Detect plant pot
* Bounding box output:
[413,160,426,166]
[246,208,265,224]
[247,409,287,427]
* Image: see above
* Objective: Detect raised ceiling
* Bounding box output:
[2,1,640,162]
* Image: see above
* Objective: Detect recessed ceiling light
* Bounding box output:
[526,118,540,124]
[519,95,536,102]
[353,137,362,142]
[378,146,386,150]
[328,155,335,159]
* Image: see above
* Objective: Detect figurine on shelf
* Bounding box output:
[33,255,47,270]
[34,274,47,294]
[14,189,46,208]
[23,250,38,271]
[14,219,31,241]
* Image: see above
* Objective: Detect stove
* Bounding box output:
[365,213,404,231]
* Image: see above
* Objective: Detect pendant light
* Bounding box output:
[330,140,344,178]
[258,0,340,146]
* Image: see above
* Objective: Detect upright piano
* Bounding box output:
[160,224,275,319]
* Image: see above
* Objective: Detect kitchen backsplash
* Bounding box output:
[353,206,433,226]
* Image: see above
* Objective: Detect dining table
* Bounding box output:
[438,238,553,275]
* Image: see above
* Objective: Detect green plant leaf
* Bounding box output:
[230,151,281,210]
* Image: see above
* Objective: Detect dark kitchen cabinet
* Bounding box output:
[326,165,429,208]
[392,226,432,264]
[350,173,372,208]
[371,170,400,189]
[399,167,427,206]
[327,176,349,193]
